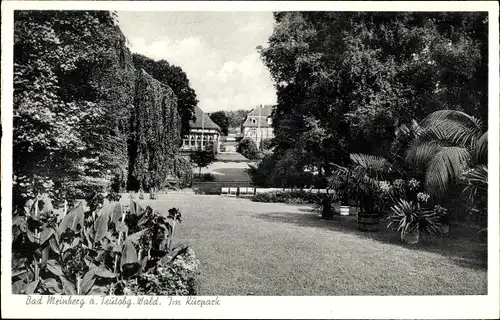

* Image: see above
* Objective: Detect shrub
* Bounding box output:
[11,194,198,295]
[173,155,194,188]
[247,155,276,187]
[237,137,259,160]
[202,173,216,182]
[251,190,321,204]
[259,138,273,151]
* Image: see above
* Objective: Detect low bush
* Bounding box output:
[237,137,259,160]
[251,191,321,204]
[202,173,216,182]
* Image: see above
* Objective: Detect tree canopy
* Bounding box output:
[209,111,230,135]
[258,12,488,186]
[190,145,216,179]
[132,54,198,137]
[225,109,251,129]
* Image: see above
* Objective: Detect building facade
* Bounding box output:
[181,106,221,153]
[241,105,274,147]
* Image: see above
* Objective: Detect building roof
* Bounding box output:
[189,105,221,131]
[246,105,274,117]
[242,105,274,128]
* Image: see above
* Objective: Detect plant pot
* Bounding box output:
[402,229,420,244]
[358,212,379,232]
[340,206,350,216]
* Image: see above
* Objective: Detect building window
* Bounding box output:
[251,118,256,124]
[250,128,256,135]
[267,117,272,125]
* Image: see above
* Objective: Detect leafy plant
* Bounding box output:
[406,110,488,199]
[387,199,447,243]
[12,193,197,295]
[329,154,398,216]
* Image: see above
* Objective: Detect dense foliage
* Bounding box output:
[12,194,198,295]
[209,111,230,136]
[258,12,488,187]
[237,137,259,160]
[14,11,136,207]
[127,70,182,191]
[132,54,198,137]
[256,12,488,234]
[251,190,321,204]
[14,10,197,202]
[225,109,251,129]
[247,154,326,188]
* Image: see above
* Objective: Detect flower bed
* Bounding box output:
[12,193,199,295]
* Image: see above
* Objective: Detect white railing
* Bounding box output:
[220,187,328,197]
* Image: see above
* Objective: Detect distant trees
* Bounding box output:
[225,109,250,129]
[132,54,198,137]
[209,111,230,135]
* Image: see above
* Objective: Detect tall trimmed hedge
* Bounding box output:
[14,11,194,203]
[128,70,183,191]
[13,11,136,205]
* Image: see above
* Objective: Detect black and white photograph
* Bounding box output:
[1,1,499,319]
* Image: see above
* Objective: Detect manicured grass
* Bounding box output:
[194,161,253,182]
[138,194,487,295]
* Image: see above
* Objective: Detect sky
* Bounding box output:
[118,11,277,112]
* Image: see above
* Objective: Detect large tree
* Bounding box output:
[259,12,488,186]
[209,111,229,135]
[132,54,198,137]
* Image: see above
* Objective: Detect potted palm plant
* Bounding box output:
[388,199,446,244]
[328,166,351,216]
[348,154,395,232]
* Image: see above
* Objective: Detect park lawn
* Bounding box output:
[194,161,253,182]
[140,194,487,296]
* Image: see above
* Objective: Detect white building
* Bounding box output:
[181,106,221,153]
[241,105,274,147]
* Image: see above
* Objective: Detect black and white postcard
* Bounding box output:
[1,1,499,319]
